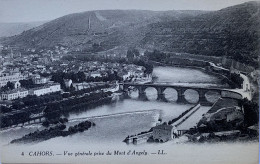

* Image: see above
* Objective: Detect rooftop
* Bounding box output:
[154,124,173,130]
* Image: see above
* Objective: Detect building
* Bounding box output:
[29,86,51,96]
[90,71,102,78]
[0,71,25,87]
[49,83,61,93]
[1,88,28,100]
[64,79,72,88]
[32,76,49,84]
[11,81,21,89]
[152,124,174,142]
[29,83,61,96]
[72,82,91,91]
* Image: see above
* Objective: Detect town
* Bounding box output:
[0,42,259,146]
[0,45,151,101]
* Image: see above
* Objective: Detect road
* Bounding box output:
[209,62,252,100]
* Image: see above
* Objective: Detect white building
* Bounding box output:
[0,71,25,87]
[64,79,72,88]
[72,82,91,91]
[32,76,49,84]
[49,83,61,93]
[29,83,61,96]
[90,71,102,78]
[1,88,28,100]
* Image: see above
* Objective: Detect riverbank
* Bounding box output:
[1,65,255,147]
[10,120,95,144]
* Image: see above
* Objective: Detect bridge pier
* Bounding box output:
[176,89,187,104]
[139,92,148,101]
[156,87,167,102]
[138,86,148,101]
[198,90,212,106]
[157,93,167,102]
[122,91,131,99]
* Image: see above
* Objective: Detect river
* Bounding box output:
[0,66,221,145]
[152,66,223,87]
[0,66,258,164]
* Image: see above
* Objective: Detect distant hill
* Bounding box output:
[0,21,47,37]
[0,10,206,49]
[1,1,259,66]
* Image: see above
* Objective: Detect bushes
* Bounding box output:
[230,73,243,89]
[11,120,95,144]
[0,105,12,113]
[168,106,194,125]
[42,120,50,127]
[62,84,110,98]
[11,93,62,110]
[241,98,259,126]
[68,121,92,134]
[2,91,111,128]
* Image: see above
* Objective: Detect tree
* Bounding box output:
[77,71,86,82]
[43,103,61,120]
[19,79,34,88]
[0,106,11,113]
[230,73,243,88]
[42,120,50,127]
[69,84,75,92]
[241,98,259,126]
[6,81,15,90]
[127,48,140,61]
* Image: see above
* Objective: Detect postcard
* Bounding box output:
[0,0,259,164]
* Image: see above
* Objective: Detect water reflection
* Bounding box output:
[144,87,157,101]
[184,89,199,104]
[205,91,221,103]
[164,88,178,102]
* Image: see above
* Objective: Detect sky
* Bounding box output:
[0,0,257,23]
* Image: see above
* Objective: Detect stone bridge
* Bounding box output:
[119,83,243,106]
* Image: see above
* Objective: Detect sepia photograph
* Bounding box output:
[0,0,259,163]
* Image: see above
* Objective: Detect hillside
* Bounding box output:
[1,1,259,66]
[142,1,260,66]
[1,10,204,50]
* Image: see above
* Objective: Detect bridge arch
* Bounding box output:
[144,87,158,101]
[205,90,221,103]
[163,88,178,102]
[184,89,199,104]
[120,83,227,105]
[128,87,139,99]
